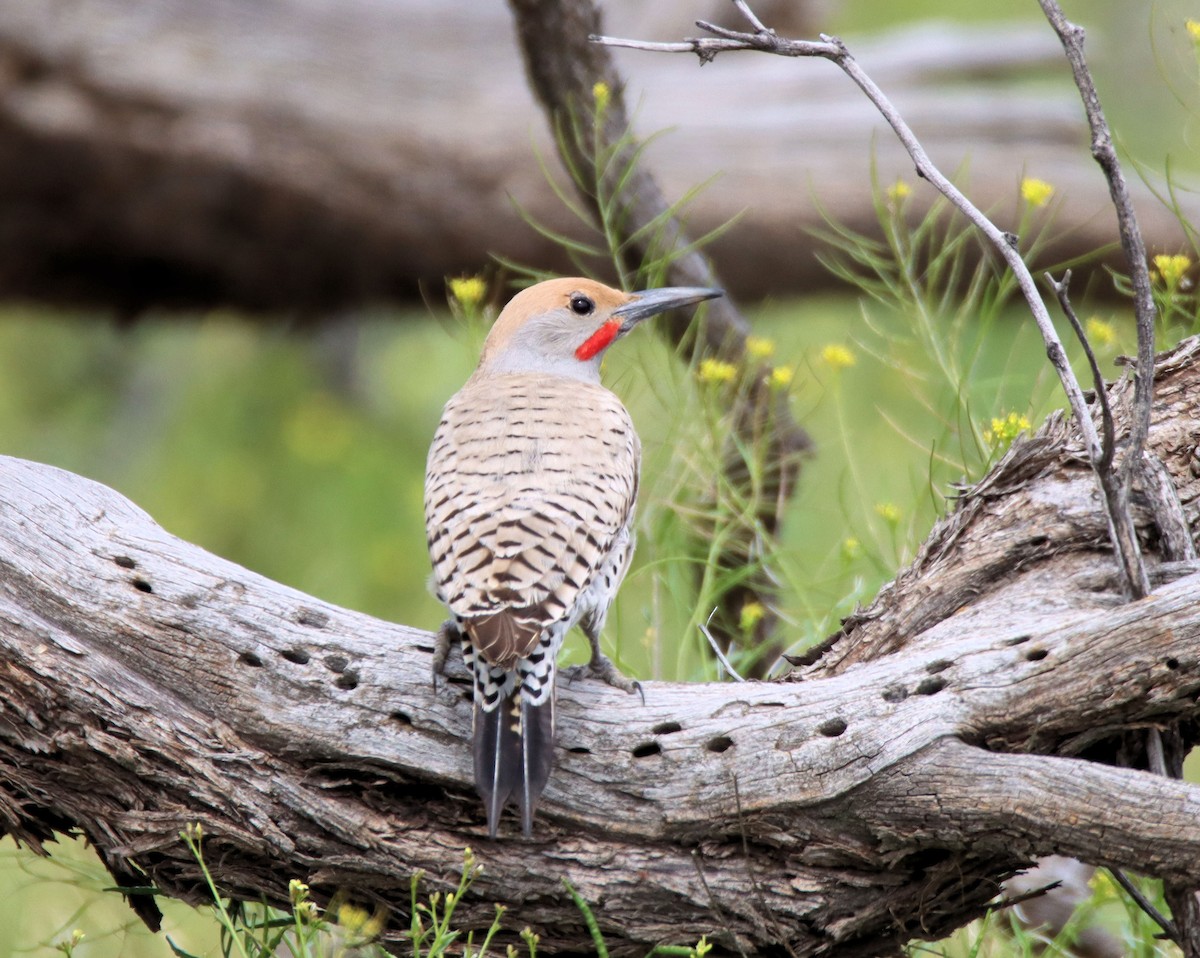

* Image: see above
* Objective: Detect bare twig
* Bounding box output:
[1045,270,1115,470]
[592,10,1151,600]
[700,610,747,681]
[1036,2,1157,492]
[1108,868,1180,944]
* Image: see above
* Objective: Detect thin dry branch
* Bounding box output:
[591,2,1149,601]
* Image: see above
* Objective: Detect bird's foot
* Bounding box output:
[566,651,644,704]
[431,618,460,691]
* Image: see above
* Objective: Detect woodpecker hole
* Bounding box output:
[113,555,136,569]
[882,684,909,703]
[915,676,946,696]
[1029,535,1049,547]
[295,607,329,629]
[238,651,264,668]
[335,670,359,690]
[280,648,311,665]
[632,742,662,758]
[324,655,349,674]
[652,721,682,735]
[1025,648,1049,662]
[390,711,412,726]
[1166,658,1180,671]
[705,735,733,753]
[131,578,153,594]
[925,659,952,674]
[817,718,848,738]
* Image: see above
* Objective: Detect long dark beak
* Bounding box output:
[613,286,723,334]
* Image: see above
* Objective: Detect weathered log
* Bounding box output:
[0,0,1190,313]
[0,336,1198,954]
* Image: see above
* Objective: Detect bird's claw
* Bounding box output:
[431,618,459,691]
[565,651,645,704]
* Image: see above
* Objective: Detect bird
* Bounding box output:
[424,277,722,837]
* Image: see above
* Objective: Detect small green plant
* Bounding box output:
[178,826,510,958]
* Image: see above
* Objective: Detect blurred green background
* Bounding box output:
[1,0,1198,954]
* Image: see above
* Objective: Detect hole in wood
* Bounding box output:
[706,735,733,753]
[238,651,264,668]
[335,670,359,690]
[817,718,847,737]
[295,607,329,629]
[1004,634,1031,646]
[882,684,908,702]
[1025,648,1049,662]
[280,648,311,665]
[390,711,412,725]
[131,578,153,594]
[632,742,662,758]
[324,655,349,674]
[113,555,136,569]
[652,721,682,735]
[925,659,952,674]
[1166,658,1180,670]
[567,745,591,755]
[915,676,947,696]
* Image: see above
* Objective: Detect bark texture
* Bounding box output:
[1,340,1199,955]
[0,0,1191,313]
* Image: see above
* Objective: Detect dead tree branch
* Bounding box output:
[0,337,1198,956]
[591,6,1151,602]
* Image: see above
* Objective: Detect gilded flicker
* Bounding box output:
[424,277,722,837]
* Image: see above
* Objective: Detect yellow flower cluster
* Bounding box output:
[745,335,775,360]
[820,344,856,370]
[697,357,737,384]
[769,365,794,389]
[593,81,611,113]
[1020,177,1055,208]
[842,536,862,560]
[449,276,487,308]
[886,179,912,202]
[1086,316,1116,346]
[739,600,766,633]
[874,502,901,525]
[1152,253,1192,287]
[984,411,1032,448]
[1188,19,1200,41]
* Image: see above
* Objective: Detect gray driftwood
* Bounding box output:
[0,0,1190,313]
[1,338,1199,954]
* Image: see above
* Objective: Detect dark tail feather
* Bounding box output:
[518,693,555,837]
[472,689,556,837]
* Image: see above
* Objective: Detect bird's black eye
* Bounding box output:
[569,294,595,316]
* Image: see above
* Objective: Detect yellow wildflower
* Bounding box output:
[768,365,794,389]
[886,179,912,202]
[593,81,611,113]
[983,411,1032,448]
[1153,253,1191,287]
[875,502,901,525]
[842,537,862,560]
[1085,316,1116,346]
[1187,19,1200,41]
[697,357,737,384]
[739,600,766,633]
[449,276,487,308]
[745,335,775,360]
[1020,177,1054,208]
[820,344,856,370]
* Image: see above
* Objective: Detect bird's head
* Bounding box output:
[476,278,722,381]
